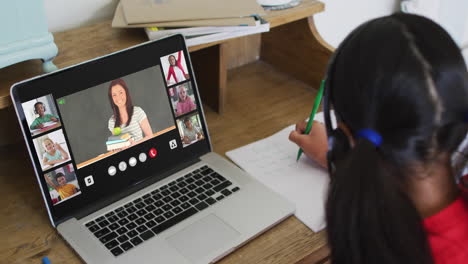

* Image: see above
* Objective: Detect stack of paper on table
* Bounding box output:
[112,0,268,45]
[226,113,331,232]
[145,16,270,47]
[120,0,265,24]
[112,3,259,28]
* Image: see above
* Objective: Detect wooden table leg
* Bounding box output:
[190,43,227,114]
[261,17,333,88]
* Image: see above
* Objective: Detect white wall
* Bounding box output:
[401,0,468,63]
[314,0,399,48]
[45,0,118,32]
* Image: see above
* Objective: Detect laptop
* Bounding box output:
[10,35,294,264]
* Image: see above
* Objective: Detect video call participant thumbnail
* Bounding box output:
[42,137,70,166]
[171,83,197,117]
[30,102,59,129]
[44,166,81,205]
[22,95,61,135]
[177,114,204,147]
[162,50,190,86]
[34,130,71,171]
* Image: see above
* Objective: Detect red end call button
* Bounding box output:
[149,148,158,158]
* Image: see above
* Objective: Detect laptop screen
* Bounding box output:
[11,35,211,224]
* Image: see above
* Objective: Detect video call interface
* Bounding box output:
[21,50,206,207]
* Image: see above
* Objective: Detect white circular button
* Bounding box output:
[139,152,147,162]
[119,161,127,171]
[108,166,117,176]
[129,157,137,167]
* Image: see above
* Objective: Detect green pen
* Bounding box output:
[296,79,325,161]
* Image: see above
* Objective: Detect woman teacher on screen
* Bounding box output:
[108,78,153,145]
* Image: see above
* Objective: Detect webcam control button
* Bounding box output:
[119,161,127,172]
[129,157,137,167]
[169,139,177,150]
[84,175,94,186]
[139,153,147,162]
[108,166,117,176]
[149,148,157,158]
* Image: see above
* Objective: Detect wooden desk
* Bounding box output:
[0,61,329,264]
[31,122,62,137]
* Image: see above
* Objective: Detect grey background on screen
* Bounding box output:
[58,66,174,164]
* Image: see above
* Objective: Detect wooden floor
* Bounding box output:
[0,61,329,264]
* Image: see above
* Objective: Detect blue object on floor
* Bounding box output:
[42,256,51,264]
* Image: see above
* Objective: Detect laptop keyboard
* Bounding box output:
[84,165,240,257]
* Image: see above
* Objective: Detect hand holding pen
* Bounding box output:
[289,80,328,168]
[289,120,328,168]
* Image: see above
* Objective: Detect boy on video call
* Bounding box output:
[45,172,78,200]
[30,102,59,129]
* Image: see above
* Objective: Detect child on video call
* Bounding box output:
[42,137,70,167]
[30,102,59,129]
[176,84,196,115]
[45,172,78,200]
[166,50,189,85]
[181,117,202,144]
[288,13,468,264]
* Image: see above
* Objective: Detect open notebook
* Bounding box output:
[226,113,331,232]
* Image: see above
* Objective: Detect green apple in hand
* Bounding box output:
[113,127,121,136]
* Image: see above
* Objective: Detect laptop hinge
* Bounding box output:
[56,157,202,225]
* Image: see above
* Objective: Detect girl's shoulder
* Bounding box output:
[424,189,468,264]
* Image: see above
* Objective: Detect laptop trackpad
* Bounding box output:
[167,214,240,262]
